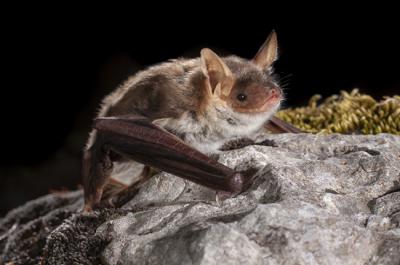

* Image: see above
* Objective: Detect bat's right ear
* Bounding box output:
[200,48,234,98]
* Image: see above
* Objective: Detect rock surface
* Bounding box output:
[1,133,400,265]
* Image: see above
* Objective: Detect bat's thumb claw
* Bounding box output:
[228,173,245,194]
[216,169,258,204]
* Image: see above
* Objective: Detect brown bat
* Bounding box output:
[82,30,301,212]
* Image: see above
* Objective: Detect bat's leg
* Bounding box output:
[83,115,251,211]
[265,116,303,133]
[82,138,115,212]
[83,137,148,211]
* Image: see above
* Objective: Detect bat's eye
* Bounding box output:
[237,93,247,102]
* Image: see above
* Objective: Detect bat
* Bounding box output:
[82,30,301,212]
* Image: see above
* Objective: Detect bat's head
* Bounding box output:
[200,31,282,132]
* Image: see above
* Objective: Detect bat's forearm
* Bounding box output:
[95,117,243,192]
[95,116,245,192]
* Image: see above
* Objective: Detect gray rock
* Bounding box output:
[1,133,400,265]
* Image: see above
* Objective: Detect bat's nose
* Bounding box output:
[270,87,281,98]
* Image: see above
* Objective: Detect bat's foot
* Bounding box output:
[83,204,93,213]
[81,199,101,216]
[82,197,117,214]
[81,206,98,217]
[83,187,104,213]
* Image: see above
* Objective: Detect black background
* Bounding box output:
[1,6,399,216]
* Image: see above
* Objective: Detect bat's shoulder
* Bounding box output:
[112,57,200,94]
[97,57,203,119]
[140,57,200,81]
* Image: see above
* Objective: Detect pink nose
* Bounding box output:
[270,88,280,97]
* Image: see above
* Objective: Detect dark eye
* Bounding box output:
[237,93,247,101]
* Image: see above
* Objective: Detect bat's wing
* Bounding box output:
[265,116,303,133]
[83,115,251,211]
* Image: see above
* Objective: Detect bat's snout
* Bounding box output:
[268,87,281,100]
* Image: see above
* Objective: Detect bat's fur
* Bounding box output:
[85,31,282,197]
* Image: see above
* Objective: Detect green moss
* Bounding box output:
[277,89,400,135]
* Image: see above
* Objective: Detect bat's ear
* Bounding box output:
[200,48,234,97]
[252,30,278,70]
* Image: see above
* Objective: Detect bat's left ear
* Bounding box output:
[252,30,278,70]
[200,48,234,97]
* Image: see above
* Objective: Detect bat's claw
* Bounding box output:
[215,190,235,206]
